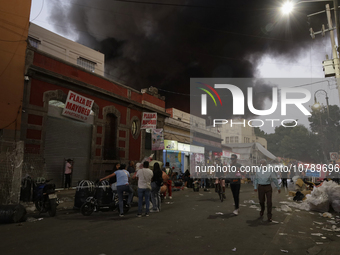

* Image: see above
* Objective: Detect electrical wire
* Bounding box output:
[30,0,45,22]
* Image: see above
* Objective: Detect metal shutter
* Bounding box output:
[44,116,92,188]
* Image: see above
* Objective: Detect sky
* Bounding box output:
[29,0,340,133]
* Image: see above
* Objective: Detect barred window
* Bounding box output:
[77,57,96,72]
[28,36,40,49]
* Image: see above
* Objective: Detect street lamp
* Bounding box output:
[312,89,330,117]
[280,0,340,103]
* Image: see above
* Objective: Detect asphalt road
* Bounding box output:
[1,184,340,255]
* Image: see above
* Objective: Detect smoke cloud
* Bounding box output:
[48,0,328,116]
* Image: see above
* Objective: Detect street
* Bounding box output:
[1,184,339,255]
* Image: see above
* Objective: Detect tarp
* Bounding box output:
[228,142,276,161]
[255,143,276,160]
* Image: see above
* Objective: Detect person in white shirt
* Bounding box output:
[133,161,153,217]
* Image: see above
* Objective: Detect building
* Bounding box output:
[213,118,268,149]
[0,0,32,204]
[21,23,167,187]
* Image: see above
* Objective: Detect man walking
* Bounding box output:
[229,154,242,215]
[134,161,153,217]
[64,159,73,189]
[254,159,281,222]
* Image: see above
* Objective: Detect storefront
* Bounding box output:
[163,140,204,174]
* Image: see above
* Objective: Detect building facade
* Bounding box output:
[21,24,167,187]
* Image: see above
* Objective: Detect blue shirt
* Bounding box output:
[254,166,280,190]
[115,170,130,186]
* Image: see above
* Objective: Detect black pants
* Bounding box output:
[230,183,241,209]
[65,174,71,188]
[258,184,273,219]
[282,178,288,188]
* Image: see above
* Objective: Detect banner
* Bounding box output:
[62,91,94,122]
[152,129,164,150]
[141,112,157,129]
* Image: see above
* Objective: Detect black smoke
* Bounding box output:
[48,0,329,116]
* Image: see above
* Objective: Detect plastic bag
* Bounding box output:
[332,200,340,213]
[281,205,292,212]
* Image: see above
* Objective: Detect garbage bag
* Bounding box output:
[331,200,340,213]
[0,204,27,224]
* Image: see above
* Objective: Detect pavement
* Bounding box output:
[2,183,339,255]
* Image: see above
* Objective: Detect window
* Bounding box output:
[103,113,117,160]
[225,137,229,143]
[230,137,234,143]
[77,57,96,72]
[235,136,239,143]
[28,36,40,49]
[131,120,138,136]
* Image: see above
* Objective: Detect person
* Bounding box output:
[254,159,281,222]
[133,161,153,217]
[127,160,135,174]
[281,169,288,190]
[162,162,173,199]
[100,163,133,217]
[64,159,73,189]
[229,154,242,215]
[150,162,163,212]
[183,169,191,188]
[215,164,226,199]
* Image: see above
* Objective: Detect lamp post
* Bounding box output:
[312,89,331,162]
[281,1,340,103]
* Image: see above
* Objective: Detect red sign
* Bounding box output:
[62,91,94,122]
[141,112,157,129]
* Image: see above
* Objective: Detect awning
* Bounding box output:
[255,143,276,160]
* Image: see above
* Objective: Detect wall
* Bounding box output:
[0,0,31,138]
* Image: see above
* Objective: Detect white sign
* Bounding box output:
[152,129,164,150]
[178,142,190,152]
[190,145,205,154]
[330,152,339,161]
[141,112,157,129]
[62,91,94,122]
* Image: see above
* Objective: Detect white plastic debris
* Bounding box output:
[216,212,224,215]
[271,220,279,224]
[311,233,323,236]
[298,231,306,234]
[313,221,323,225]
[232,248,236,252]
[275,208,282,212]
[316,242,323,245]
[281,250,289,253]
[249,205,258,209]
[323,212,332,218]
[281,205,292,212]
[321,237,327,239]
[279,233,288,236]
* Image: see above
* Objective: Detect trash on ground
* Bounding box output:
[315,242,323,245]
[322,212,332,218]
[321,237,327,239]
[280,250,289,253]
[199,194,204,196]
[232,248,236,252]
[276,208,282,212]
[281,205,292,212]
[327,220,337,224]
[279,233,288,235]
[271,220,279,224]
[313,221,323,225]
[165,202,174,205]
[298,231,306,234]
[309,212,315,215]
[216,212,224,215]
[249,205,258,209]
[311,233,323,236]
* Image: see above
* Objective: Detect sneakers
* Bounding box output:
[233,209,239,216]
[169,196,172,199]
[145,213,149,217]
[119,213,124,217]
[150,209,159,213]
[137,214,142,218]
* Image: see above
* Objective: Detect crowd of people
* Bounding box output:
[99,160,174,217]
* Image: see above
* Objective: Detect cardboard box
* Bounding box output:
[289,191,296,197]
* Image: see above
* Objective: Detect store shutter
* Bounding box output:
[44,116,92,188]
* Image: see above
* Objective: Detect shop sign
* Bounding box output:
[190,145,205,154]
[164,140,178,150]
[152,129,164,150]
[62,90,94,122]
[141,112,157,129]
[178,142,190,152]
